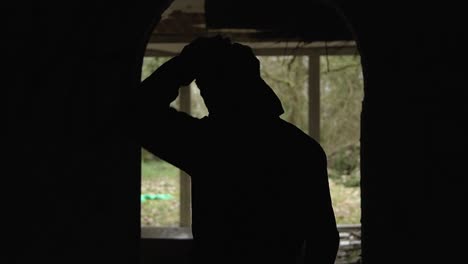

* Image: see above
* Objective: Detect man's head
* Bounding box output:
[179,36,284,118]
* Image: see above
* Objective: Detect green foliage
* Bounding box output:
[259,55,363,221]
[141,158,179,179]
[141,159,180,226]
[320,55,363,189]
[141,57,170,80]
[329,179,361,224]
[141,148,158,162]
[258,55,363,189]
[320,55,363,157]
[259,56,309,133]
[327,144,361,187]
[139,54,364,226]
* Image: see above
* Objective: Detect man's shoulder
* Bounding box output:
[276,118,326,154]
[277,119,318,142]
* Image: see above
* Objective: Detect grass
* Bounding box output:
[141,160,180,226]
[142,160,179,179]
[328,178,361,224]
[141,160,361,226]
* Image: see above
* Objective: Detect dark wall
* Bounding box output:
[336,2,468,263]
[6,1,467,264]
[5,1,171,263]
[206,0,353,41]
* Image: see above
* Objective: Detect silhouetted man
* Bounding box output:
[133,36,339,263]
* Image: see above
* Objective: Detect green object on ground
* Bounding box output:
[140,193,173,202]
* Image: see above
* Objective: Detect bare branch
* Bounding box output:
[261,69,295,88]
[321,64,361,74]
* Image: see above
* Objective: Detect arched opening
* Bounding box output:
[140,51,363,264]
[139,1,363,263]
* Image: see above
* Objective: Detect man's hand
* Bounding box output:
[178,35,232,79]
[141,55,193,88]
[142,35,231,88]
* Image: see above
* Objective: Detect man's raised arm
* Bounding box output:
[128,55,201,170]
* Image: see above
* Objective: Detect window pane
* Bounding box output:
[141,151,180,227]
[190,83,209,118]
[258,56,309,133]
[259,55,363,225]
[320,55,363,224]
[139,54,363,228]
[141,57,181,227]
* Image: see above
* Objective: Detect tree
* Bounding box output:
[259,55,363,186]
[142,55,364,186]
[320,55,363,186]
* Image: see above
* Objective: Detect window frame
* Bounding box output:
[141,45,359,238]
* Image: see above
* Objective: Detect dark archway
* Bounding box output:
[330,2,468,263]
[5,1,173,263]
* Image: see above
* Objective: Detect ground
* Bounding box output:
[141,160,361,226]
